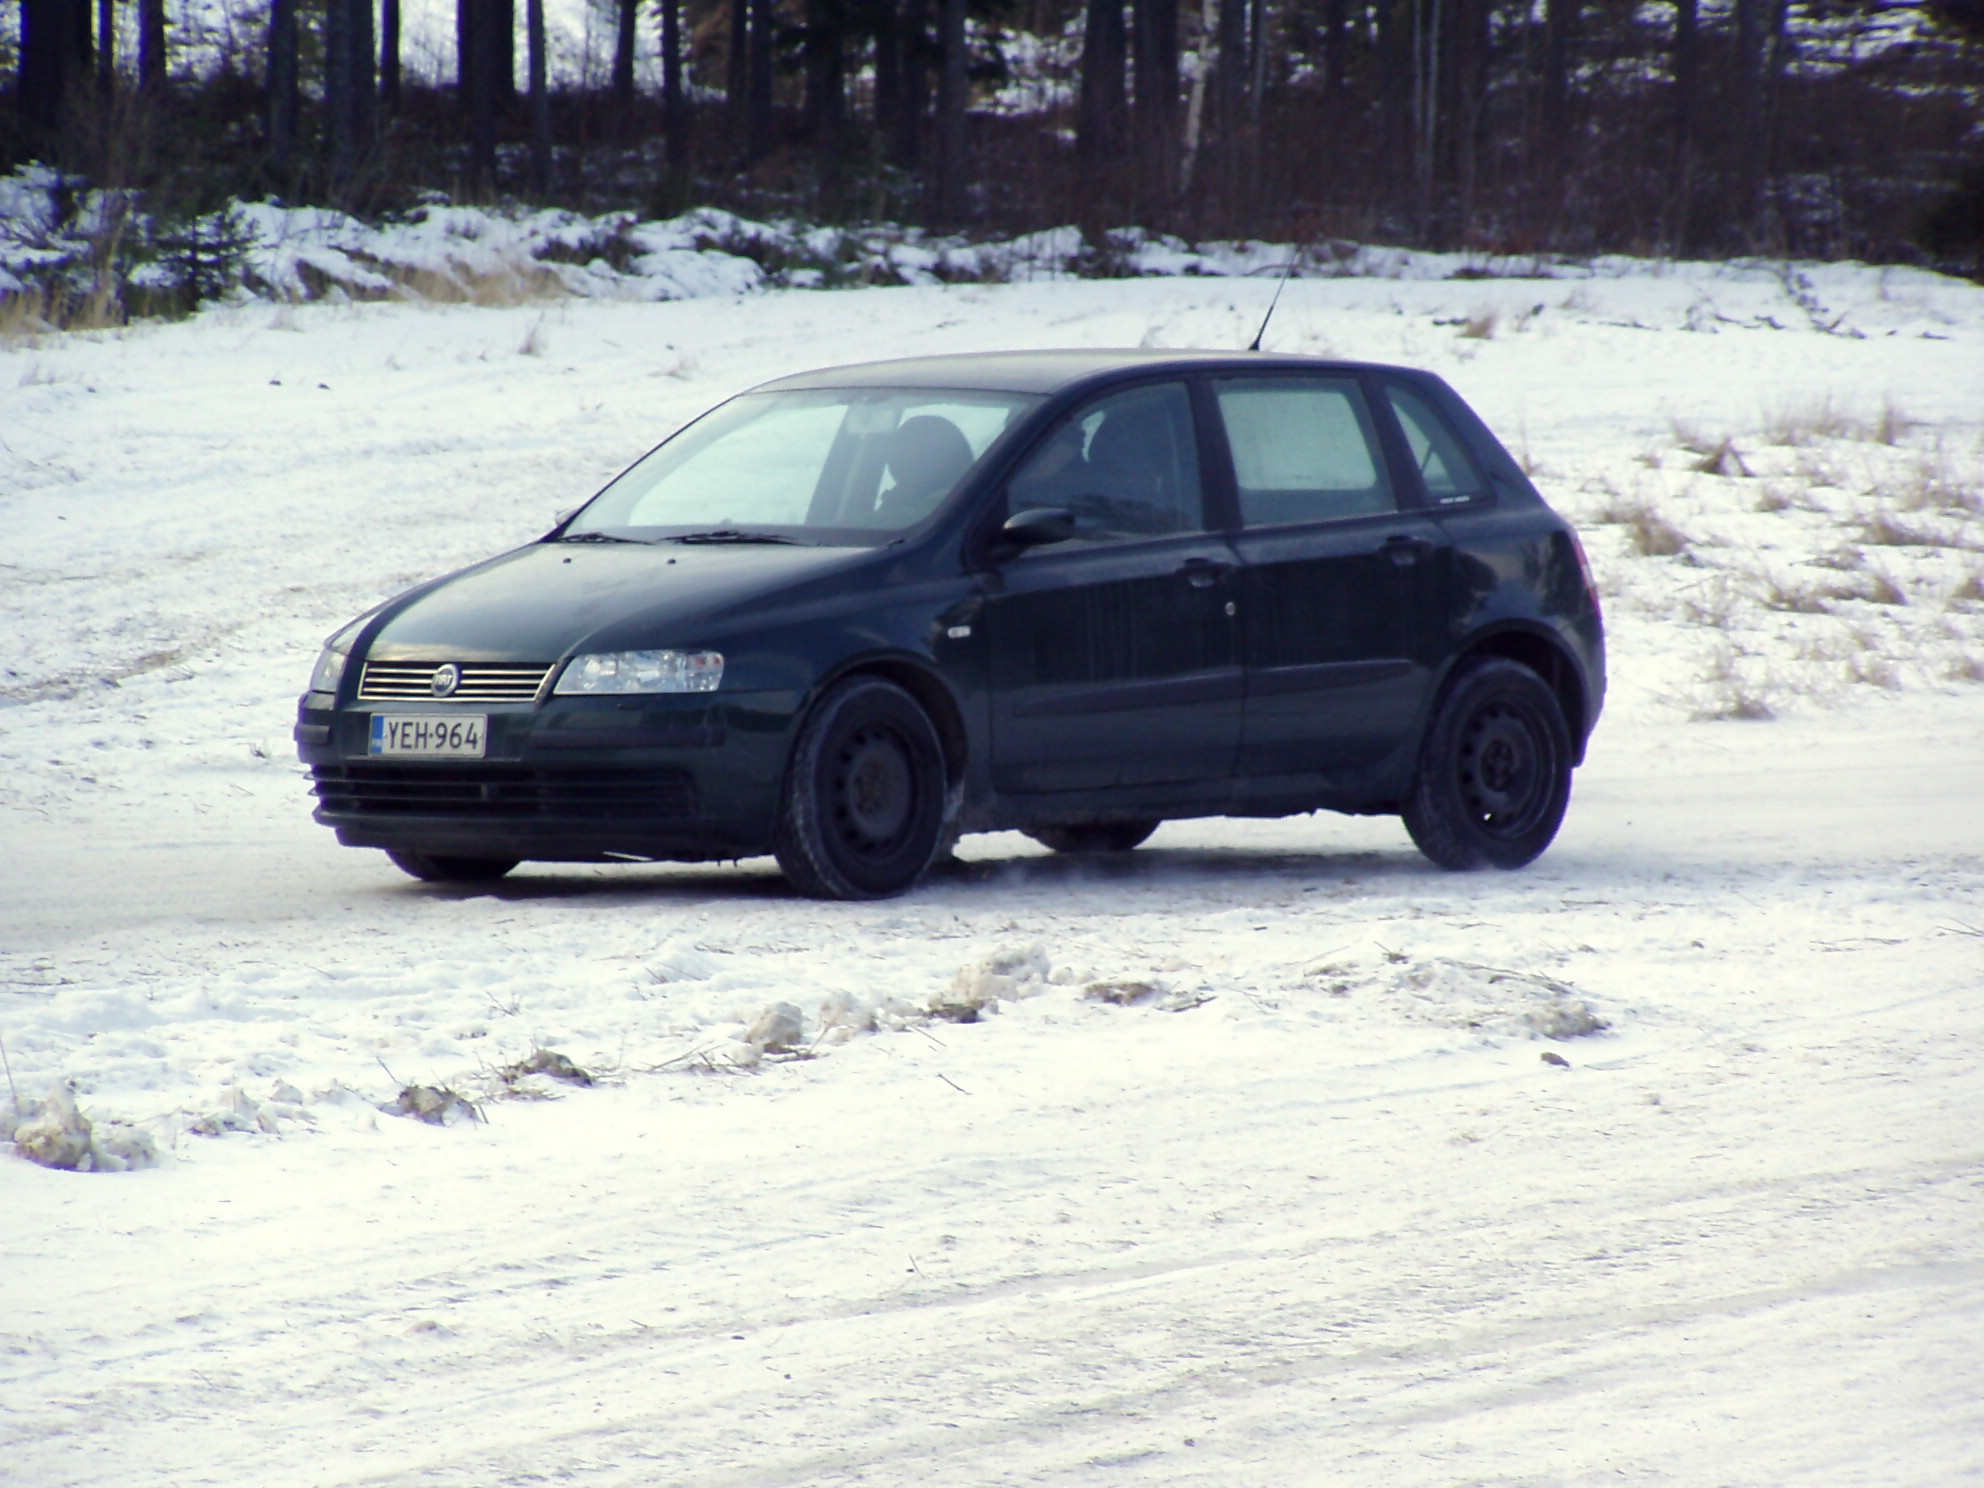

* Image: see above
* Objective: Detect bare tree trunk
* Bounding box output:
[747,0,775,159]
[1411,0,1441,234]
[94,0,111,90]
[1540,0,1574,154]
[464,0,497,194]
[661,0,688,165]
[1668,0,1696,248]
[354,0,376,156]
[1215,0,1245,136]
[1376,0,1409,193]
[327,0,354,180]
[20,0,89,132]
[493,0,515,108]
[138,0,165,88]
[527,0,551,193]
[1733,0,1764,240]
[381,0,401,113]
[875,0,901,150]
[805,0,846,181]
[1322,0,1348,96]
[932,0,966,221]
[1132,0,1181,206]
[1079,0,1128,169]
[268,0,298,168]
[728,0,749,136]
[613,0,636,113]
[326,0,377,188]
[1758,0,1791,247]
[896,0,929,165]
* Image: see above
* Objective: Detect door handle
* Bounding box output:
[1383,534,1435,566]
[1177,558,1234,588]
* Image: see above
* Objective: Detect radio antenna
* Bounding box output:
[1247,246,1302,352]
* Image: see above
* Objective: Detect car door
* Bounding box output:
[1210,374,1450,778]
[980,380,1243,794]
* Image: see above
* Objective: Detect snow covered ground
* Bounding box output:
[3,262,1983,1485]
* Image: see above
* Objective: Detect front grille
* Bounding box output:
[359,662,554,703]
[312,763,697,820]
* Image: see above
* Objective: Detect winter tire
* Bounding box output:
[1024,820,1161,854]
[773,677,949,900]
[1402,658,1572,871]
[386,850,519,883]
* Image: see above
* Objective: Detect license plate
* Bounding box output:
[369,714,488,758]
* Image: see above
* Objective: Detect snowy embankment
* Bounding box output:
[2,262,1982,1485]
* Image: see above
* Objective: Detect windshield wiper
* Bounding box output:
[667,529,809,545]
[558,531,648,544]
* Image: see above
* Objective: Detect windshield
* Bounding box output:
[565,388,1042,545]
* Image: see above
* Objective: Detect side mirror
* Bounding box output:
[1001,507,1075,550]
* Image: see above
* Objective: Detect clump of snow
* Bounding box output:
[934,942,1052,1020]
[496,1048,595,1088]
[1083,979,1163,1005]
[390,1085,483,1126]
[1385,960,1610,1043]
[12,1082,159,1172]
[744,1001,806,1053]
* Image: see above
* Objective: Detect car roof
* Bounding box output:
[751,349,1410,396]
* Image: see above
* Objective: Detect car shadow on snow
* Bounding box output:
[379,840,1445,906]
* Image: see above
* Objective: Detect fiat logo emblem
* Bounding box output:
[431,663,460,698]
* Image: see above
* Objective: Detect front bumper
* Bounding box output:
[296,689,805,863]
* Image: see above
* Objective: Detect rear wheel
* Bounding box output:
[1402,658,1572,871]
[1024,820,1161,854]
[386,850,519,883]
[773,677,949,900]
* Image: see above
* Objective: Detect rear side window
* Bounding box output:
[1212,378,1395,527]
[1385,383,1488,506]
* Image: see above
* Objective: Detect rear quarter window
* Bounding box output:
[1384,383,1491,507]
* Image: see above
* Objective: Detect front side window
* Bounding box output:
[1005,381,1203,543]
[567,388,1040,544]
[1214,377,1396,528]
[1386,383,1488,505]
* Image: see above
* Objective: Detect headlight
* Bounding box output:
[309,646,349,694]
[554,649,724,695]
[307,619,365,695]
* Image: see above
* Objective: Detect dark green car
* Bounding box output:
[296,350,1605,899]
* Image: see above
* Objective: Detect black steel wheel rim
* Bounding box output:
[830,724,916,860]
[1455,697,1554,839]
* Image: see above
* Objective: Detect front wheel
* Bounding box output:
[1402,658,1572,871]
[773,677,949,900]
[386,850,519,883]
[1024,820,1160,854]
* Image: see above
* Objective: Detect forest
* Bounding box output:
[3,0,1982,283]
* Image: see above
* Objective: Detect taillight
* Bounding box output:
[1569,530,1602,621]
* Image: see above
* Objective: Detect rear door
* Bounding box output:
[1211,374,1450,777]
[981,380,1243,794]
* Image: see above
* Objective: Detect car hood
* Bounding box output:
[363,540,874,662]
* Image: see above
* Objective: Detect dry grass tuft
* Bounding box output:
[1844,652,1903,689]
[1875,397,1914,446]
[1459,307,1499,340]
[1690,437,1752,478]
[1763,394,1865,447]
[1857,511,1976,551]
[1593,484,1691,557]
[0,286,124,347]
[1690,642,1776,720]
[1889,450,1982,515]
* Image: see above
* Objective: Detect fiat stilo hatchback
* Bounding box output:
[295,350,1605,898]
